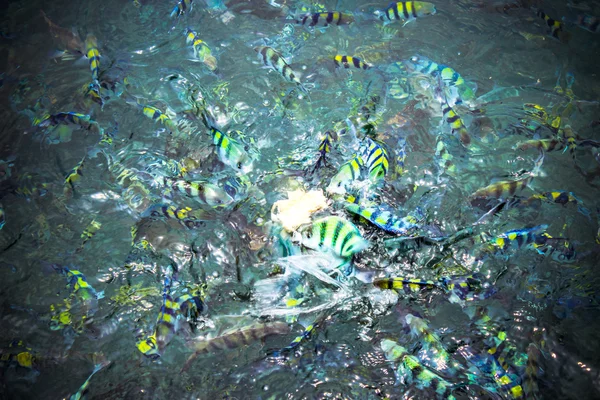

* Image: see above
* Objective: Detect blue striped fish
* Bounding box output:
[345,203,420,235]
[255,46,308,94]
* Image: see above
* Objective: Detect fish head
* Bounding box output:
[137,335,160,359]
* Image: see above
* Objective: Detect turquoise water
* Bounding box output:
[1,0,600,398]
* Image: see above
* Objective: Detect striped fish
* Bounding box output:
[360,138,389,181]
[440,274,496,302]
[405,55,475,103]
[514,138,562,152]
[536,9,570,43]
[345,203,420,235]
[268,321,318,356]
[255,46,308,94]
[209,127,252,173]
[142,203,213,229]
[326,154,365,194]
[376,1,437,25]
[299,216,368,259]
[142,105,176,131]
[435,135,457,176]
[182,322,290,371]
[166,178,235,208]
[381,339,458,400]
[333,55,371,70]
[470,152,543,200]
[297,11,355,27]
[441,99,471,146]
[487,225,553,254]
[137,278,180,359]
[64,156,86,194]
[373,277,438,294]
[184,29,217,71]
[38,112,101,133]
[171,0,192,17]
[85,34,100,82]
[405,314,457,374]
[313,130,336,171]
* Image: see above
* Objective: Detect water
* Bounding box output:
[1,0,600,398]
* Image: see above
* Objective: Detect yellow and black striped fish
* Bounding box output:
[376,1,436,25]
[441,99,471,147]
[85,34,100,82]
[297,11,355,27]
[312,130,336,171]
[333,55,371,70]
[65,156,86,194]
[166,178,234,208]
[361,137,389,180]
[515,138,562,152]
[299,215,369,259]
[255,46,308,94]
[536,9,570,43]
[374,277,438,294]
[142,105,175,131]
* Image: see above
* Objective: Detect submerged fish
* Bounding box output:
[536,9,570,43]
[326,154,365,195]
[41,10,85,55]
[296,216,368,259]
[375,1,437,25]
[381,339,457,399]
[85,34,101,82]
[360,138,389,181]
[574,14,600,33]
[345,203,420,235]
[70,361,109,400]
[165,178,235,207]
[296,11,355,27]
[38,112,102,134]
[255,46,308,94]
[333,55,372,70]
[184,29,217,71]
[182,322,290,371]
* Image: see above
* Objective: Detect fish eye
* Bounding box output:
[237,162,243,169]
[411,56,418,62]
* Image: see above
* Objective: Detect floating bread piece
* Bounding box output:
[271,189,329,231]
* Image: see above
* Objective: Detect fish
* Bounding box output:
[483,225,555,255]
[373,277,438,294]
[360,138,389,181]
[522,343,541,399]
[531,191,590,215]
[404,55,475,103]
[142,203,215,229]
[440,274,496,302]
[64,157,86,195]
[326,154,365,194]
[269,321,318,356]
[536,9,571,43]
[141,105,177,132]
[40,10,85,55]
[37,112,102,134]
[85,34,101,83]
[182,322,290,371]
[333,55,372,70]
[137,277,180,359]
[574,14,600,33]
[441,97,471,146]
[70,361,109,400]
[79,220,102,250]
[405,314,457,374]
[171,0,193,17]
[165,178,235,208]
[296,216,369,259]
[184,29,217,71]
[345,203,420,235]
[209,127,253,173]
[514,138,562,152]
[0,204,4,230]
[381,339,457,400]
[435,135,457,176]
[296,11,355,27]
[254,46,308,94]
[469,152,544,201]
[312,130,336,172]
[375,2,437,25]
